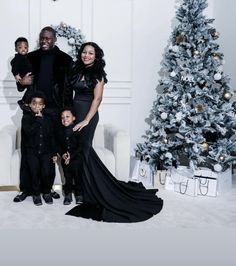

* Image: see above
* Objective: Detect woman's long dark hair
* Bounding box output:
[70,42,108,87]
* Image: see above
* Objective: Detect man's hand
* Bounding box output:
[19,72,33,86]
[62,151,70,165]
[15,74,21,83]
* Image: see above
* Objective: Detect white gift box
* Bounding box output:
[165,165,232,197]
[165,173,175,191]
[171,166,194,180]
[165,166,195,193]
[197,177,217,197]
[130,159,141,181]
[194,166,232,196]
[194,167,217,197]
[215,167,232,195]
[130,159,154,188]
[153,170,169,189]
[174,176,198,197]
[194,167,214,178]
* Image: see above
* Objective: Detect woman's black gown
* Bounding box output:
[66,79,163,223]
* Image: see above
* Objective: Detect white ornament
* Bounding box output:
[68,37,75,45]
[165,152,172,159]
[192,144,199,153]
[61,22,67,28]
[214,164,222,172]
[176,112,183,121]
[203,69,209,75]
[160,112,168,120]
[193,50,200,56]
[172,45,179,53]
[170,71,177,77]
[151,118,156,124]
[214,73,222,81]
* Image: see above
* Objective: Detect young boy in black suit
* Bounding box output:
[22,91,57,206]
[57,108,83,205]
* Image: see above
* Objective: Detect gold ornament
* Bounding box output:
[223,91,232,100]
[176,35,185,44]
[201,142,209,151]
[213,53,220,60]
[163,138,168,144]
[195,104,204,113]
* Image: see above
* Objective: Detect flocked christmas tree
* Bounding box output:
[136,0,236,172]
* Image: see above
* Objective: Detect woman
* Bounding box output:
[66,42,163,222]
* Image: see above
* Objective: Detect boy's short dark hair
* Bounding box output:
[29,91,46,104]
[60,107,76,117]
[15,37,28,47]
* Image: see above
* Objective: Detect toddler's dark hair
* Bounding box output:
[15,37,28,47]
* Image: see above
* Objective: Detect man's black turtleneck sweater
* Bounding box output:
[37,48,56,108]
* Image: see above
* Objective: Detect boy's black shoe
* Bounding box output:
[75,195,83,205]
[43,193,53,204]
[51,190,60,199]
[63,193,72,205]
[33,195,42,206]
[13,192,28,202]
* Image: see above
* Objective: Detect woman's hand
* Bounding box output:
[73,119,89,131]
[52,156,58,163]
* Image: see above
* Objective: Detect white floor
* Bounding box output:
[1,179,236,266]
[1,180,236,230]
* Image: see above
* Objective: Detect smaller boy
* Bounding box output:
[22,91,57,206]
[57,108,83,205]
[10,37,33,105]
